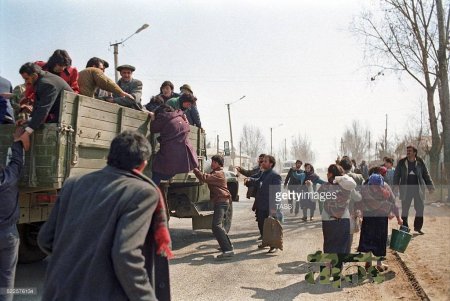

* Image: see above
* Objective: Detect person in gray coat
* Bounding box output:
[17,62,73,139]
[111,64,143,110]
[38,130,171,301]
[393,145,434,234]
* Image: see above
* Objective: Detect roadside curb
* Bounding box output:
[392,250,430,301]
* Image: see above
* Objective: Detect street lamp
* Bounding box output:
[110,23,149,82]
[226,95,246,167]
[270,123,283,155]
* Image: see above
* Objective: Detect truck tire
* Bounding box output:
[18,223,47,264]
[223,202,233,233]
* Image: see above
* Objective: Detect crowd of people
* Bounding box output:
[236,147,434,272]
[0,48,438,300]
[0,49,203,131]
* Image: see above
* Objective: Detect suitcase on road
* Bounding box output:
[261,217,283,250]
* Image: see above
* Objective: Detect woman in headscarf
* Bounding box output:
[357,173,402,272]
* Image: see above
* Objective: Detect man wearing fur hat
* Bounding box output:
[111,64,143,110]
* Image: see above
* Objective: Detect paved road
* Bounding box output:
[13,182,418,301]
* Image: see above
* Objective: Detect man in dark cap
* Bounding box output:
[111,64,143,110]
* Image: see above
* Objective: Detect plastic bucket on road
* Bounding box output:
[389,228,412,253]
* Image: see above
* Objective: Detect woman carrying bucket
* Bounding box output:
[357,173,403,272]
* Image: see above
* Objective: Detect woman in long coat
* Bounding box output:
[150,104,198,185]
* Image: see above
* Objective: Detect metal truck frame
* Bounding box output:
[0,92,238,263]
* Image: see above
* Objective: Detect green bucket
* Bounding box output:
[390,228,412,253]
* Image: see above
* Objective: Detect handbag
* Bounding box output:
[261,217,283,250]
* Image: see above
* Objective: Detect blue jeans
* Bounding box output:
[0,225,19,301]
[212,203,233,252]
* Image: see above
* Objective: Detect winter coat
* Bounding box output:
[393,157,434,201]
[193,167,231,203]
[0,142,23,229]
[165,97,202,128]
[112,78,143,110]
[24,62,80,101]
[151,110,199,176]
[78,67,124,98]
[248,169,282,211]
[28,70,73,130]
[37,165,170,301]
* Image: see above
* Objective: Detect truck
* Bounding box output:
[0,91,239,263]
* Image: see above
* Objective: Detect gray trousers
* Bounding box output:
[212,203,233,252]
[0,225,19,301]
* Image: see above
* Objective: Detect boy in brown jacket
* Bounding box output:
[193,155,234,259]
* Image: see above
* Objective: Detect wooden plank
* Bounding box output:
[75,158,107,169]
[78,138,111,149]
[122,116,151,129]
[79,96,121,114]
[77,127,117,142]
[79,146,109,159]
[77,116,118,132]
[69,167,100,177]
[124,109,151,121]
[78,106,120,123]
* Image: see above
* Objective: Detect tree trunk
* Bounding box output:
[436,0,450,200]
[426,88,441,181]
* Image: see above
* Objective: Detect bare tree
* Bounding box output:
[290,134,315,164]
[352,0,448,180]
[239,124,267,160]
[340,120,369,163]
[436,0,450,197]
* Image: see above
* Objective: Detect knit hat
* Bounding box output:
[180,84,193,94]
[368,173,384,186]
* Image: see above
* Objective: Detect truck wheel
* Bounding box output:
[223,202,233,233]
[18,223,47,264]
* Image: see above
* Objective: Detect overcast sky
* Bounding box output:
[0,0,426,167]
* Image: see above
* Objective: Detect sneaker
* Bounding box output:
[414,229,424,235]
[301,217,307,222]
[258,244,267,249]
[310,217,314,221]
[268,247,278,253]
[216,251,234,260]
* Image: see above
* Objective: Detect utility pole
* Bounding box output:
[239,142,242,167]
[368,131,371,164]
[226,103,234,165]
[216,134,219,154]
[226,95,246,167]
[385,114,388,156]
[110,24,149,82]
[270,123,283,155]
[270,127,273,155]
[284,138,287,161]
